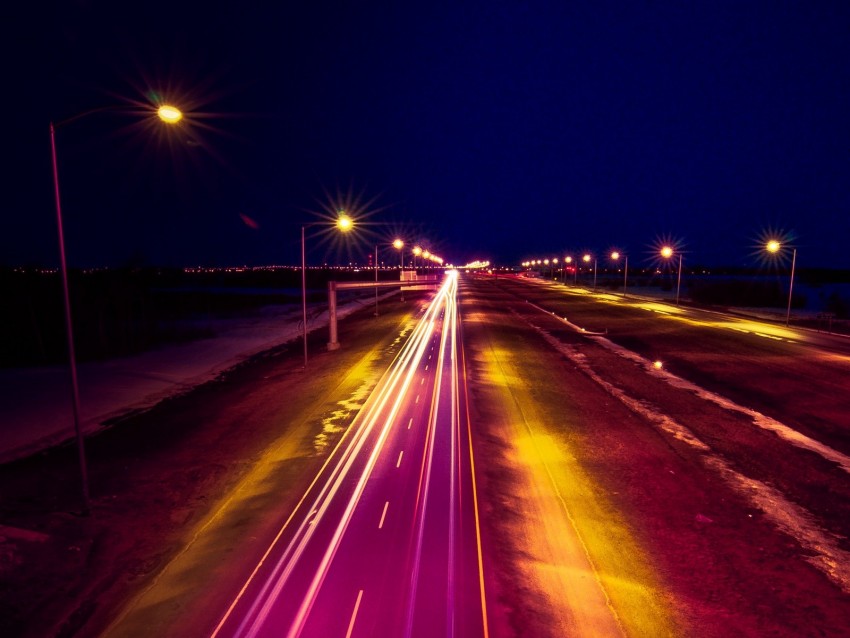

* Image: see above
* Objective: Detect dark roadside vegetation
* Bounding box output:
[0,266,413,368]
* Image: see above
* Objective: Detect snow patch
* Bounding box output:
[593,336,850,475]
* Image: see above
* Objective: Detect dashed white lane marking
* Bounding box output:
[379,501,390,529]
[346,590,364,638]
[408,418,413,430]
[397,451,404,467]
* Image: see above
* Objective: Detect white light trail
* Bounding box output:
[217,273,459,638]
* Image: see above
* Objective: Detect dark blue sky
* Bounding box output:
[5,1,850,268]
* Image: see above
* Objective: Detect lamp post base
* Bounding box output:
[327,341,340,351]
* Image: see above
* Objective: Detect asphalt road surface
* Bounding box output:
[95,270,850,638]
[211,271,488,638]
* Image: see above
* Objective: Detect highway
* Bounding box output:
[210,270,489,638]
[96,271,850,637]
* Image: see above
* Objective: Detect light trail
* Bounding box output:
[403,271,484,638]
[283,276,455,638]
[212,270,487,638]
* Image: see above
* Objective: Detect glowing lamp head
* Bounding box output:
[565,256,572,263]
[423,250,431,259]
[157,105,183,124]
[336,214,353,232]
[766,240,781,253]
[611,251,620,260]
[393,238,404,250]
[413,246,422,256]
[544,259,550,265]
[583,254,591,263]
[660,246,673,259]
[553,258,558,264]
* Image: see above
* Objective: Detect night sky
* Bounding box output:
[5,2,850,269]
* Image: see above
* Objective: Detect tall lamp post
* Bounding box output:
[50,103,184,514]
[412,245,422,272]
[374,238,407,312]
[660,246,682,306]
[393,238,405,301]
[766,240,797,326]
[583,254,597,289]
[563,256,571,284]
[611,251,628,297]
[374,245,379,316]
[302,212,352,368]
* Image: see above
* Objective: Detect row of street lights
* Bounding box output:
[370,240,443,310]
[412,245,445,267]
[524,241,798,321]
[524,247,683,304]
[300,217,446,365]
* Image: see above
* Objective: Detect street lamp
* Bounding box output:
[156,105,183,123]
[302,212,352,368]
[583,254,597,289]
[373,238,404,315]
[413,245,422,271]
[660,246,682,306]
[373,244,382,316]
[766,240,797,326]
[563,256,572,284]
[393,238,405,301]
[393,238,405,268]
[49,102,184,514]
[611,251,628,297]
